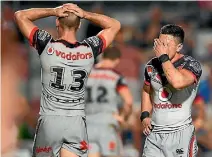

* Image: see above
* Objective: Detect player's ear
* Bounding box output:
[177,43,183,52]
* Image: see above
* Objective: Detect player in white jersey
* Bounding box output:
[15,3,120,157]
[140,24,202,157]
[85,47,133,157]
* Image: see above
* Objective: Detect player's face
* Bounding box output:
[159,34,181,59]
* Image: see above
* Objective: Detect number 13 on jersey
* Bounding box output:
[49,66,88,92]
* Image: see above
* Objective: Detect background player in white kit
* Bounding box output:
[140,24,202,157]
[85,47,133,157]
[15,3,120,157]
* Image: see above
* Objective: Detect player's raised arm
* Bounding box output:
[63,4,121,49]
[14,6,69,43]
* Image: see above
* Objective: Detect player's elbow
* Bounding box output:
[171,81,184,90]
[112,20,121,33]
[14,10,26,22]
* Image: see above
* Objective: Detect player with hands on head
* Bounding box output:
[15,3,120,157]
[140,24,202,157]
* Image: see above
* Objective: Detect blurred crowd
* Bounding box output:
[1,1,212,157]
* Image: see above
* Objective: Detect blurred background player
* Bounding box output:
[14,3,120,157]
[141,24,202,157]
[85,46,133,157]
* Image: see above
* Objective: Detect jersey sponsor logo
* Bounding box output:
[152,73,162,84]
[108,141,116,151]
[158,87,172,102]
[37,30,51,41]
[36,146,52,154]
[176,148,184,155]
[47,46,93,60]
[80,140,88,150]
[147,65,154,75]
[87,36,100,47]
[154,103,182,109]
[190,61,201,74]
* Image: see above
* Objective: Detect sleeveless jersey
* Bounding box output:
[144,55,202,133]
[30,27,105,116]
[85,68,128,125]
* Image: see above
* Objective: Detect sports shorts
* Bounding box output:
[142,124,198,157]
[87,124,121,156]
[32,115,88,157]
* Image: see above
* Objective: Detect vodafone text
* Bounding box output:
[47,47,93,60]
[154,103,182,109]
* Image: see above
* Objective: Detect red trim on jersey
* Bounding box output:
[29,27,39,46]
[186,70,198,83]
[194,95,204,104]
[191,72,198,83]
[144,81,150,86]
[189,135,195,157]
[97,34,106,52]
[116,85,128,92]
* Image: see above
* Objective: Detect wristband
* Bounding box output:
[140,111,150,122]
[158,54,169,63]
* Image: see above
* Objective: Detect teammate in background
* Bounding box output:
[15,3,120,157]
[85,47,133,157]
[140,24,202,157]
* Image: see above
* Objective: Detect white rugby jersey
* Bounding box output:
[144,55,202,133]
[29,27,106,116]
[85,68,128,126]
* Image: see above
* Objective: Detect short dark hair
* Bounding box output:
[102,46,121,60]
[160,24,184,43]
[58,12,80,30]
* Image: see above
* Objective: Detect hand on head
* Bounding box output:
[62,3,85,18]
[54,3,85,18]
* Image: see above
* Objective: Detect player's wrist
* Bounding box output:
[140,111,150,122]
[83,11,90,19]
[158,54,170,63]
[52,8,58,16]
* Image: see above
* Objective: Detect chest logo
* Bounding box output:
[158,87,172,102]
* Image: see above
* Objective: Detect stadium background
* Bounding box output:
[1,1,212,157]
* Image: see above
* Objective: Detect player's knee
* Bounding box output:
[60,148,79,157]
[88,153,101,157]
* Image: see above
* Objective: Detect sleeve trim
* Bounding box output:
[97,34,106,52]
[194,95,204,103]
[29,27,39,46]
[184,70,198,84]
[144,81,150,86]
[116,85,128,92]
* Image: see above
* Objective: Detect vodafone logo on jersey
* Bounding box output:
[47,47,54,55]
[47,46,93,60]
[158,87,172,102]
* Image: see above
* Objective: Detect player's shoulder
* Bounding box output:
[145,57,160,67]
[183,55,201,64]
[82,36,101,47]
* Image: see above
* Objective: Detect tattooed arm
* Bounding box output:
[153,38,202,90]
[161,61,199,89]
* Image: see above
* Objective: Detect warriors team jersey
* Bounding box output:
[144,55,202,133]
[85,68,128,126]
[29,27,106,116]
